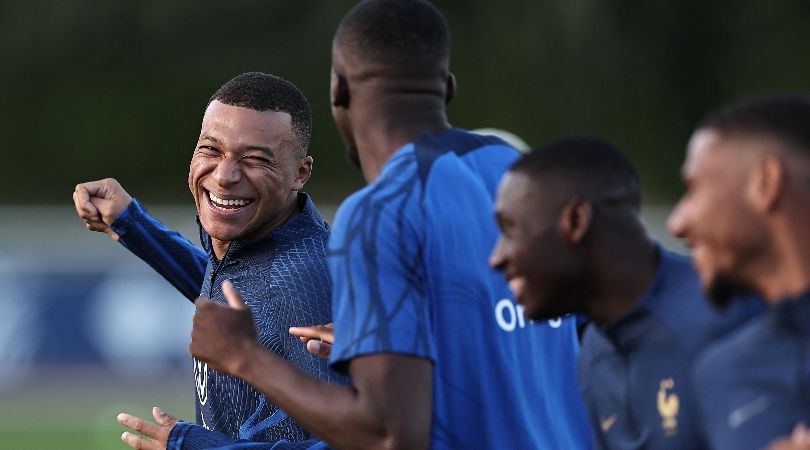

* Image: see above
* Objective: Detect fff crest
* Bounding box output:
[657,378,679,436]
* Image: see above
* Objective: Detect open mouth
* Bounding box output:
[206,190,254,210]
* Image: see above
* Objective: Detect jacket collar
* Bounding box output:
[197,192,327,260]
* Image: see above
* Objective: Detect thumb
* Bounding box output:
[152,406,178,427]
[222,280,248,310]
[307,340,332,360]
[792,423,810,443]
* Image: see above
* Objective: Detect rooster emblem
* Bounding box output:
[657,378,679,436]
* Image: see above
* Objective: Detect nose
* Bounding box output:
[667,199,688,239]
[489,236,506,271]
[214,156,242,187]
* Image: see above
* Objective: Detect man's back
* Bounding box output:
[329,129,591,448]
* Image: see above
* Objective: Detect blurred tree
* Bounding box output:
[1,0,808,205]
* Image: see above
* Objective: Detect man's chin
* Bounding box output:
[706,274,755,309]
[524,302,568,322]
[201,222,248,243]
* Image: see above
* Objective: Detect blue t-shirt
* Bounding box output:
[577,249,763,450]
[328,128,592,449]
[693,290,810,450]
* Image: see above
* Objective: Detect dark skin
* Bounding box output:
[190,282,430,450]
[186,41,455,450]
[668,129,810,304]
[667,129,810,449]
[489,171,659,325]
[115,40,445,449]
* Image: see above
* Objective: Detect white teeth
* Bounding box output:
[508,278,526,296]
[208,191,251,207]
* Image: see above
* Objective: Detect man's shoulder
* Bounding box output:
[693,312,775,384]
[333,172,423,234]
[413,129,518,182]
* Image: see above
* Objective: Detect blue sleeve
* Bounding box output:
[110,199,207,301]
[328,186,434,370]
[168,422,331,450]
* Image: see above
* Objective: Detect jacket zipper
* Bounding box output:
[209,242,234,298]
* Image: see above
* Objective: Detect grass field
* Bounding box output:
[0,372,195,450]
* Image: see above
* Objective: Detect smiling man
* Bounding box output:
[668,94,810,450]
[74,72,343,448]
[489,136,762,450]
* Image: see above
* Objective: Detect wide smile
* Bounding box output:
[204,189,255,217]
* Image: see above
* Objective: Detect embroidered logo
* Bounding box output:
[194,358,209,406]
[600,414,617,432]
[657,378,679,436]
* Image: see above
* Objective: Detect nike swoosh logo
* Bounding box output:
[728,396,770,429]
[600,415,617,432]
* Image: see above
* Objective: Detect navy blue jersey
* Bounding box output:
[577,248,763,450]
[167,424,331,449]
[328,129,593,449]
[693,291,810,450]
[113,198,207,301]
[112,193,342,449]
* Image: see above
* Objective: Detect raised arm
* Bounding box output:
[74,178,207,300]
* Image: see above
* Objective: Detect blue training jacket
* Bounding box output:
[111,193,340,449]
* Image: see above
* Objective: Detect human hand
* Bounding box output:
[73,178,133,241]
[117,406,178,449]
[289,323,334,359]
[190,281,259,376]
[767,423,810,450]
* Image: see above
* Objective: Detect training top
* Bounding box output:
[111,193,342,449]
[577,248,763,450]
[328,128,593,449]
[693,290,810,450]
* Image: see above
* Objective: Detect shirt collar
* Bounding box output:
[197,192,326,258]
[773,290,810,336]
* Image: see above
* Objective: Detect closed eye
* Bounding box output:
[196,145,222,156]
[244,155,271,164]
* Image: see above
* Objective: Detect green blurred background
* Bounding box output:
[3,0,810,205]
[1,1,810,449]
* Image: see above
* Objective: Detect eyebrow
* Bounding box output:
[198,134,276,156]
[246,145,276,156]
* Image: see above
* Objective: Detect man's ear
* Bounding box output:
[445,73,456,105]
[559,199,592,245]
[292,156,314,191]
[748,155,785,213]
[331,72,350,108]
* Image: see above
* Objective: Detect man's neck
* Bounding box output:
[585,234,659,325]
[353,97,450,183]
[754,220,810,304]
[208,194,302,261]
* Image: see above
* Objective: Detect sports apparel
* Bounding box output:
[112,198,207,301]
[328,128,593,449]
[693,290,810,450]
[577,248,763,450]
[111,193,342,449]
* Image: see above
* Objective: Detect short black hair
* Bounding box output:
[335,0,450,74]
[210,72,312,155]
[511,136,642,209]
[700,94,810,158]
